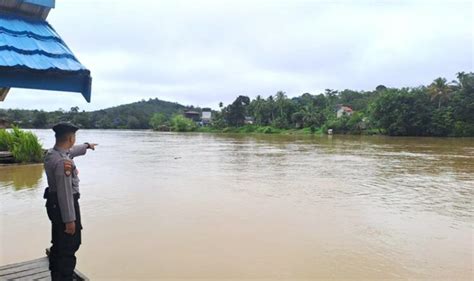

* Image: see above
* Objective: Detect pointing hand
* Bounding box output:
[88,143,98,150]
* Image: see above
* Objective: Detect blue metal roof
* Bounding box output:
[0,13,91,101]
[24,0,55,8]
[0,15,86,72]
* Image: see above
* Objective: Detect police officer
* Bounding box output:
[44,122,97,280]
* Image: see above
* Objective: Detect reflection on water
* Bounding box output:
[0,130,473,280]
[0,164,43,190]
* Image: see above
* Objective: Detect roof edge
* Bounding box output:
[23,0,55,8]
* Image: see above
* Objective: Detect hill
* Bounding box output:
[0,98,188,129]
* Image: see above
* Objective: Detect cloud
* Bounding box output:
[1,0,472,111]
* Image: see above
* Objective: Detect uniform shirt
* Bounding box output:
[44,144,88,223]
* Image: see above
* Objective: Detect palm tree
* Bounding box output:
[455,72,474,92]
[253,95,265,125]
[267,95,275,122]
[427,78,453,109]
[275,91,288,119]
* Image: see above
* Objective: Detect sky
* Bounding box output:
[1,0,472,111]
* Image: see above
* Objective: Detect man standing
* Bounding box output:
[44,122,97,280]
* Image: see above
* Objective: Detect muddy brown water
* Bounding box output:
[0,130,473,280]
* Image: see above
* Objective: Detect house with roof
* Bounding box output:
[0,118,10,128]
[0,0,92,102]
[336,105,353,118]
[201,108,212,125]
[244,116,254,125]
[184,110,201,122]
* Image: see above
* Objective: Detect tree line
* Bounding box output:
[0,72,472,136]
[0,98,185,130]
[204,72,472,136]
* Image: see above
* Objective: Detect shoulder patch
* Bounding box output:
[64,160,72,177]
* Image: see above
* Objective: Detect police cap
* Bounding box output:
[52,122,79,138]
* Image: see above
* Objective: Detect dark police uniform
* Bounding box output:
[44,123,89,280]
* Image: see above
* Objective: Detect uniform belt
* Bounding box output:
[43,187,80,200]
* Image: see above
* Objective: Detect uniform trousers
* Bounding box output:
[45,189,82,281]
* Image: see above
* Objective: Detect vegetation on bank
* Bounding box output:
[0,98,184,130]
[0,72,472,137]
[0,127,43,163]
[152,72,474,136]
[195,125,325,135]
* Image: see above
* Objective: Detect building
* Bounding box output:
[0,118,10,129]
[201,108,212,125]
[0,0,92,102]
[336,105,353,118]
[184,111,201,122]
[244,116,254,125]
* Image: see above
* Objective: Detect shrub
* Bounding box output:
[255,126,280,134]
[0,129,12,151]
[170,115,197,132]
[0,127,44,163]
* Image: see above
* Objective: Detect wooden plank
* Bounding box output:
[0,151,13,157]
[30,270,51,280]
[0,258,47,273]
[16,270,50,281]
[0,257,88,281]
[0,151,14,164]
[0,267,49,280]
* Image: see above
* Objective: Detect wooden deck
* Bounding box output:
[0,257,88,281]
[0,151,14,164]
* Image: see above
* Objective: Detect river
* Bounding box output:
[0,130,473,280]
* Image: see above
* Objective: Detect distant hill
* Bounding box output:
[90,98,187,129]
[101,98,186,117]
[0,98,192,129]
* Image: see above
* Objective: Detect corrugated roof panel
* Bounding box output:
[0,12,92,102]
[0,50,85,71]
[0,16,60,38]
[0,33,71,55]
[0,13,86,73]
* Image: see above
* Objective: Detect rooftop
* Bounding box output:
[0,11,92,101]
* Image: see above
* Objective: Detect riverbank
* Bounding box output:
[180,125,382,136]
[197,125,322,135]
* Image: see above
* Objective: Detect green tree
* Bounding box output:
[127,116,141,129]
[170,115,196,132]
[430,108,454,136]
[73,112,92,128]
[70,106,80,113]
[32,111,48,128]
[427,78,454,109]
[248,95,266,125]
[324,89,338,107]
[451,72,474,136]
[97,116,113,129]
[224,95,250,126]
[370,88,433,136]
[291,111,305,129]
[149,113,167,130]
[376,85,387,92]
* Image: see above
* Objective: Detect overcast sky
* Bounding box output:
[1,0,472,111]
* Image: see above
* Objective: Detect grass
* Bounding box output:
[0,127,44,163]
